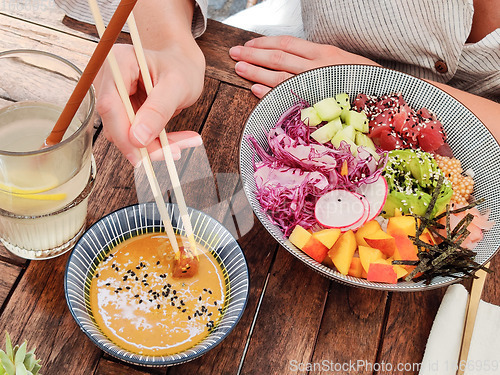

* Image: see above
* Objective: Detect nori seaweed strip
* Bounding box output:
[450,213,474,239]
[416,175,445,238]
[434,198,485,220]
[392,260,419,266]
[446,204,451,238]
[404,174,493,284]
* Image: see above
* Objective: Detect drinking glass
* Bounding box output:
[0,50,97,259]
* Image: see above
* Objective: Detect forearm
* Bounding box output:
[133,0,197,50]
[429,81,500,143]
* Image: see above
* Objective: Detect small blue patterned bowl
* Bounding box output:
[64,203,249,367]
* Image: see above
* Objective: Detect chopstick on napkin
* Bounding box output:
[458,262,490,375]
[419,273,500,375]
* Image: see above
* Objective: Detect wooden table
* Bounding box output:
[1,4,499,374]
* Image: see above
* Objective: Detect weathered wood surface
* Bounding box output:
[0,5,499,375]
[1,0,255,88]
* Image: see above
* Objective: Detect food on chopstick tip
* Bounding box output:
[249,92,494,284]
[172,245,199,278]
[90,233,226,355]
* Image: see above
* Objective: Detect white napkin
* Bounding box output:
[419,284,500,375]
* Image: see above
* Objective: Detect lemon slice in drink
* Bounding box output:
[0,182,67,201]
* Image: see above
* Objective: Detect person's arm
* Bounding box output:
[229,35,500,143]
[427,81,500,142]
[95,0,206,166]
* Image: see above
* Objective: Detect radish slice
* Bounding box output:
[315,190,367,228]
[356,175,388,222]
[341,193,370,232]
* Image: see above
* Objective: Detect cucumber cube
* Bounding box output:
[301,107,322,127]
[313,97,342,121]
[355,132,376,151]
[311,118,343,143]
[331,125,356,148]
[340,108,350,123]
[335,93,351,110]
[344,110,369,133]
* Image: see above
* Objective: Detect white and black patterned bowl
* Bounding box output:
[64,203,249,366]
[239,64,500,291]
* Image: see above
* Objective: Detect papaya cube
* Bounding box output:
[367,263,398,284]
[420,228,436,245]
[392,231,418,262]
[355,220,382,247]
[327,230,357,275]
[364,230,396,257]
[387,215,419,237]
[393,264,410,279]
[312,228,341,249]
[347,257,364,278]
[358,245,385,274]
[302,236,329,263]
[289,225,312,250]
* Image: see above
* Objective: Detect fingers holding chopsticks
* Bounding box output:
[94,43,204,166]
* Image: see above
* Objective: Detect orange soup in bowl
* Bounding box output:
[90,233,226,356]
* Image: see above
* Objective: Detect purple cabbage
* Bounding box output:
[247,99,387,235]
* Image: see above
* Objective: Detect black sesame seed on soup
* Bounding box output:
[90,233,226,356]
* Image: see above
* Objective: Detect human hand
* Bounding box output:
[229,35,379,98]
[94,42,205,166]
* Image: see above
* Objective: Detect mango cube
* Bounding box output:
[327,230,357,275]
[289,225,312,250]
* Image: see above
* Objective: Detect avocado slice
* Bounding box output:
[382,149,452,219]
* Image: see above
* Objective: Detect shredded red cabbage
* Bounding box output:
[247,98,387,236]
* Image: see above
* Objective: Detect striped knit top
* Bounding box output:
[302,0,500,102]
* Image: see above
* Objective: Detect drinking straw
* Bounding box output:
[87,0,182,260]
[127,15,199,259]
[44,0,138,147]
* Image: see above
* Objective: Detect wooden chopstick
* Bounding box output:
[127,14,199,258]
[45,0,138,146]
[88,0,181,259]
[457,262,490,375]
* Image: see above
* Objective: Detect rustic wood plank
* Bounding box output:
[197,19,259,88]
[482,249,500,305]
[0,0,99,41]
[169,83,258,229]
[0,260,22,308]
[0,13,94,69]
[376,289,446,375]
[308,285,388,375]
[0,255,102,374]
[238,247,330,374]
[2,0,257,89]
[168,219,277,375]
[96,357,165,375]
[60,17,257,88]
[0,245,28,266]
[167,85,275,375]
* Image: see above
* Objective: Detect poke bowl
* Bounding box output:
[65,202,249,366]
[239,64,500,291]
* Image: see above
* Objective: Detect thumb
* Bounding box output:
[129,84,177,148]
